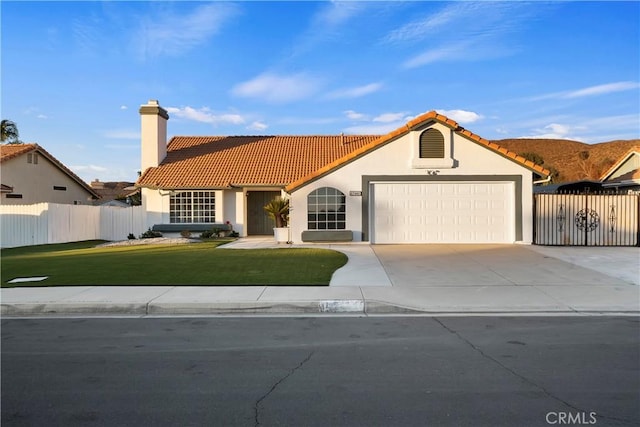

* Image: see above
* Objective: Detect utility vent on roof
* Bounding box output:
[419,129,445,159]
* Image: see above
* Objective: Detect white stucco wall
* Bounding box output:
[1,153,95,205]
[289,125,535,244]
[142,188,233,232]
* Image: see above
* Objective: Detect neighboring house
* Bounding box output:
[600,148,640,194]
[533,180,605,194]
[137,100,549,244]
[90,179,140,206]
[0,143,98,205]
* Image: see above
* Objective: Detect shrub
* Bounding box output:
[140,228,162,239]
[180,230,192,238]
[127,233,136,240]
[200,229,213,239]
[229,231,240,238]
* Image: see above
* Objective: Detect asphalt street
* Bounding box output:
[2,316,639,427]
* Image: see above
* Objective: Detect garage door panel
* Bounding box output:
[372,182,514,244]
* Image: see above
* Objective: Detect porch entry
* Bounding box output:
[247,191,280,235]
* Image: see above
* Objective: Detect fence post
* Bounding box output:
[533,194,537,245]
[637,194,640,247]
[584,188,589,246]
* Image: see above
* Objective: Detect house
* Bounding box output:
[600,148,640,194]
[0,143,98,205]
[136,100,549,244]
[90,179,140,206]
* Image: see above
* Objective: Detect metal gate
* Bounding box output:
[534,193,640,246]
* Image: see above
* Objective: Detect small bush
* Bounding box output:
[140,228,162,239]
[200,229,214,239]
[229,231,240,238]
[180,230,192,238]
[127,233,136,240]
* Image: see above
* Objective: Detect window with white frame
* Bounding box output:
[307,187,346,230]
[170,191,215,223]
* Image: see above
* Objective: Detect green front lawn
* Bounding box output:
[0,240,348,287]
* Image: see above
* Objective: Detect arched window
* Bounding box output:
[307,187,346,230]
[419,128,445,158]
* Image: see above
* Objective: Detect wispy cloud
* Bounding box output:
[326,82,383,99]
[402,40,514,68]
[514,113,640,142]
[388,2,542,68]
[166,106,246,125]
[531,81,640,101]
[385,2,477,44]
[343,110,411,135]
[289,1,370,57]
[23,106,49,119]
[344,110,369,121]
[247,121,268,132]
[134,3,239,60]
[73,14,105,55]
[518,123,583,140]
[373,112,409,123]
[231,72,323,103]
[436,109,483,124]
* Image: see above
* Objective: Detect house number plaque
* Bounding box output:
[349,191,362,196]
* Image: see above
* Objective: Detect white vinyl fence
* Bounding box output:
[0,203,146,248]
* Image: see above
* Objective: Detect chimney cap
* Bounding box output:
[139,99,169,119]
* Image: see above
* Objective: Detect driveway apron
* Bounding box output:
[371,244,633,287]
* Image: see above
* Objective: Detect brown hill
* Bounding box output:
[491,138,640,182]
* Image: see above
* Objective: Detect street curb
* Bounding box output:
[2,301,638,316]
[0,303,148,316]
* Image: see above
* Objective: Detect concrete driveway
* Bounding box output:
[371,244,637,287]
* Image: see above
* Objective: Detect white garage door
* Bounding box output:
[371,182,514,243]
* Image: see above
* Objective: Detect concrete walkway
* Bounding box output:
[1,239,638,316]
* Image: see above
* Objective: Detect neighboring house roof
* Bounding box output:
[600,147,640,186]
[0,143,36,162]
[91,180,138,205]
[137,111,549,191]
[0,143,99,199]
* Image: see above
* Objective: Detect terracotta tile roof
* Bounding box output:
[0,143,37,162]
[0,143,99,199]
[286,111,550,192]
[137,135,379,189]
[137,111,549,191]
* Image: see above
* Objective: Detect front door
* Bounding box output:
[247,191,280,235]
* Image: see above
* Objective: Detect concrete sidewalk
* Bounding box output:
[1,240,638,316]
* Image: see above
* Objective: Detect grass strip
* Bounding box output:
[1,241,347,287]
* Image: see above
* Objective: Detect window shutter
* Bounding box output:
[419,129,445,158]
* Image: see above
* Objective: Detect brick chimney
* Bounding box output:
[139,99,169,172]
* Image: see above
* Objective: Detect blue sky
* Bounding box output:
[2,1,639,183]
